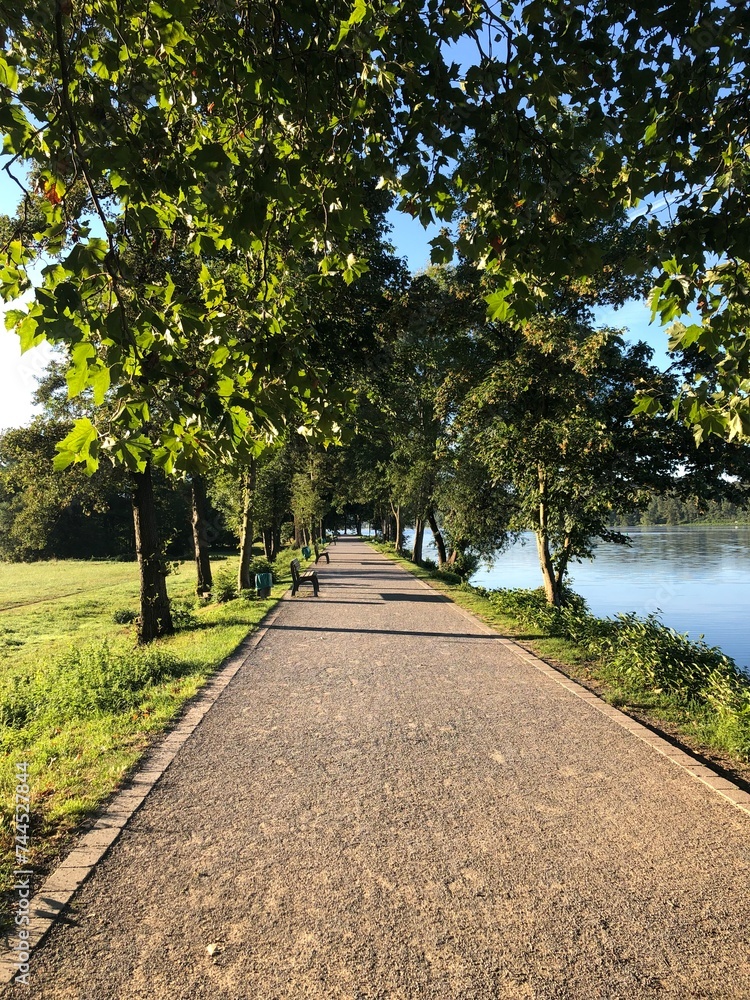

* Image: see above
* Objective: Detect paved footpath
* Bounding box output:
[6,539,750,999]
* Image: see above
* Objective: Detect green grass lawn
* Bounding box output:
[0,560,150,657]
[0,550,305,910]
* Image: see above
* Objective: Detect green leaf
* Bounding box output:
[66,342,96,397]
[485,284,514,322]
[90,364,111,405]
[0,57,19,92]
[16,314,44,353]
[631,394,661,416]
[54,418,98,473]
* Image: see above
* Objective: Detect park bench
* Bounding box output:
[313,541,329,564]
[290,558,319,597]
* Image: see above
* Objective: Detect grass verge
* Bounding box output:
[0,547,311,914]
[368,540,750,786]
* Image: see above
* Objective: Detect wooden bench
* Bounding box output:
[314,541,329,564]
[290,558,319,597]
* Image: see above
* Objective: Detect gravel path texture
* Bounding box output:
[8,538,750,999]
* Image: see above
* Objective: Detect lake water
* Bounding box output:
[403,525,750,670]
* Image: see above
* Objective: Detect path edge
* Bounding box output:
[0,596,290,985]
[374,544,750,820]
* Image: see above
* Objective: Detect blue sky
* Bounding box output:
[0,170,672,431]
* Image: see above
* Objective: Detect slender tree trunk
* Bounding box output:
[238,459,256,592]
[191,473,213,596]
[132,463,173,643]
[272,525,281,559]
[427,510,447,567]
[263,527,273,561]
[412,517,424,565]
[536,465,561,606]
[356,515,362,536]
[555,534,573,595]
[391,502,403,553]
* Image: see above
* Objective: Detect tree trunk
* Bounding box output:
[263,527,273,561]
[427,510,447,567]
[132,464,173,643]
[191,473,213,596]
[391,503,403,553]
[238,459,256,592]
[412,517,424,565]
[536,465,561,606]
[272,525,281,559]
[555,534,572,595]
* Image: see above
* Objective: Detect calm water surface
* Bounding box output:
[406,526,750,670]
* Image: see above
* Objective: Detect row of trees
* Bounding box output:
[615,495,750,528]
[316,265,750,606]
[4,250,750,609]
[2,2,750,629]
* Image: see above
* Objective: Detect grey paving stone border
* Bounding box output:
[0,598,289,985]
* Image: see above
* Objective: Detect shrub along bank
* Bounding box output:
[369,541,750,768]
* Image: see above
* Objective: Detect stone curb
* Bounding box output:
[0,597,289,986]
[406,565,750,820]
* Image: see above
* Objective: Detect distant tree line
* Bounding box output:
[613,493,750,528]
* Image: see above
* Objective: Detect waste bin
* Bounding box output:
[254,572,273,598]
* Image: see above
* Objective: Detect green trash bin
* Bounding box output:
[301,545,312,560]
[254,572,273,598]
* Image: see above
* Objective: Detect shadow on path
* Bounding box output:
[264,622,511,641]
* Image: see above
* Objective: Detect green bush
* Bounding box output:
[112,608,137,625]
[213,568,237,603]
[169,602,199,630]
[486,586,750,726]
[595,612,745,706]
[249,557,274,581]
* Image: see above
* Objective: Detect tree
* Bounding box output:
[190,473,213,597]
[445,2,750,442]
[452,320,684,606]
[0,418,190,562]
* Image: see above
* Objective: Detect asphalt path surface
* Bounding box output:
[11,538,750,999]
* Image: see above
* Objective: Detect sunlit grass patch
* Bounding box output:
[0,551,301,907]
